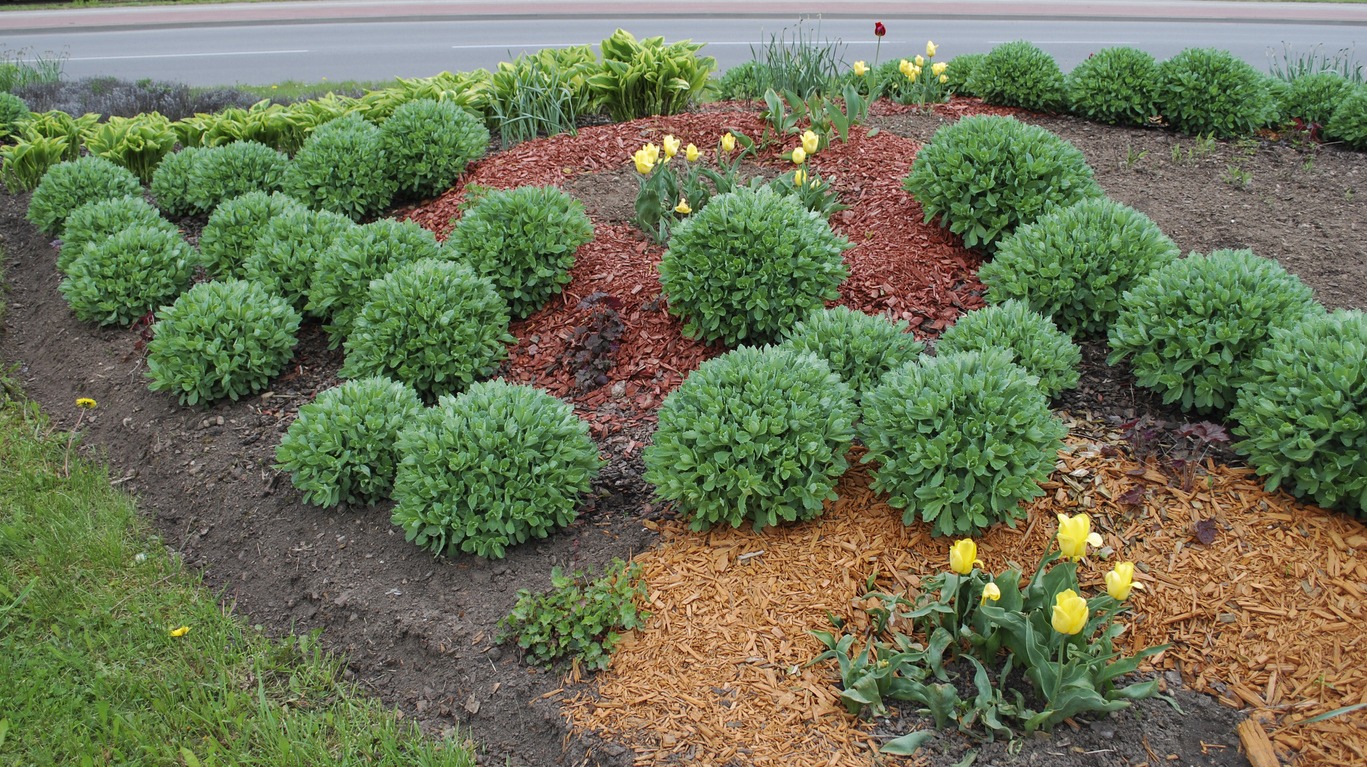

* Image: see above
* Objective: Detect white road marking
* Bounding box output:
[67,50,309,62]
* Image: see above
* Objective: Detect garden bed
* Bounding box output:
[1,98,1364,766]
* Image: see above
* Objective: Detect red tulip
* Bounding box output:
[874,21,886,37]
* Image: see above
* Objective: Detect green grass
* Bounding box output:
[227,78,402,102]
[0,385,477,767]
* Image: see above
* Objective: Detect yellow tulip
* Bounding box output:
[721,132,736,153]
[662,134,681,158]
[169,625,190,637]
[1051,590,1088,635]
[1056,512,1104,561]
[801,129,820,155]
[914,54,925,67]
[932,61,948,77]
[793,168,807,186]
[948,539,982,575]
[926,41,938,57]
[899,59,913,77]
[674,198,692,215]
[1106,562,1136,601]
[633,147,656,175]
[791,147,806,165]
[939,74,949,84]
[907,69,919,83]
[685,143,701,162]
[980,582,1002,605]
[853,60,869,77]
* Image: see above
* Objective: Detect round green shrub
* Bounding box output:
[240,207,355,310]
[283,113,396,221]
[943,53,986,97]
[778,306,924,402]
[198,191,305,280]
[59,225,198,326]
[58,195,176,273]
[391,380,602,559]
[307,218,446,345]
[1232,310,1367,517]
[903,115,1102,252]
[27,155,143,236]
[978,197,1180,337]
[1279,71,1353,126]
[1108,249,1322,413]
[146,279,301,405]
[274,376,424,508]
[1326,84,1367,150]
[339,259,515,399]
[444,185,594,319]
[968,41,1066,112]
[1156,48,1275,138]
[0,92,31,140]
[379,99,489,199]
[934,299,1081,398]
[182,140,289,215]
[1066,47,1160,126]
[859,349,1067,536]
[658,186,850,346]
[644,345,857,531]
[149,147,205,218]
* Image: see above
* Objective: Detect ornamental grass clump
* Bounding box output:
[860,349,1067,536]
[443,185,593,319]
[307,218,446,344]
[378,98,490,199]
[1155,48,1275,138]
[27,155,143,236]
[778,306,924,403]
[391,380,602,559]
[339,259,515,400]
[283,113,397,221]
[240,207,355,311]
[274,376,424,508]
[1326,85,1367,150]
[644,345,857,531]
[146,279,301,405]
[149,147,204,218]
[181,140,289,215]
[658,186,850,346]
[969,41,1066,113]
[198,191,304,280]
[935,300,1081,398]
[1279,71,1354,126]
[1108,249,1322,414]
[1232,310,1367,517]
[1065,46,1160,126]
[59,225,198,327]
[903,115,1102,252]
[57,195,177,274]
[978,197,1180,337]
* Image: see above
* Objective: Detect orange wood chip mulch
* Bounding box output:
[560,440,1367,767]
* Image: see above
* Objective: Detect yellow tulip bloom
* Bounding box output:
[1056,512,1104,561]
[674,198,692,215]
[948,539,983,575]
[907,69,919,83]
[801,129,820,155]
[939,74,949,84]
[685,143,701,162]
[793,168,807,186]
[932,61,948,77]
[926,41,938,57]
[980,582,1002,605]
[914,54,925,67]
[721,132,736,153]
[791,147,806,165]
[899,59,913,77]
[662,134,681,158]
[1106,562,1136,601]
[853,60,869,77]
[633,147,657,175]
[1051,590,1088,635]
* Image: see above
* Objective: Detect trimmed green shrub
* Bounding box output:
[391,380,602,559]
[0,92,31,140]
[308,218,446,344]
[657,186,850,346]
[1156,48,1275,138]
[240,207,355,310]
[146,279,301,405]
[198,191,304,280]
[498,560,647,670]
[1232,310,1367,517]
[444,185,594,319]
[274,376,424,508]
[935,299,1081,398]
[1279,71,1353,126]
[778,306,924,402]
[59,225,197,326]
[1326,84,1367,150]
[57,195,176,274]
[978,197,1180,337]
[943,53,986,97]
[282,113,397,221]
[1066,47,1160,126]
[1108,249,1322,413]
[379,99,489,199]
[27,155,142,236]
[339,259,515,399]
[903,115,1102,252]
[149,147,205,218]
[644,345,857,531]
[859,349,1067,536]
[968,41,1066,112]
[182,140,289,214]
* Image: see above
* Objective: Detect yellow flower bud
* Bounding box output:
[853,60,869,77]
[793,168,807,186]
[907,69,919,83]
[932,61,948,77]
[721,132,736,153]
[1056,512,1104,561]
[662,134,681,158]
[899,59,913,77]
[685,143,700,162]
[948,539,982,575]
[674,197,692,215]
[791,147,806,165]
[801,129,820,155]
[980,582,1002,605]
[939,74,949,84]
[1105,562,1136,601]
[1051,590,1089,635]
[633,146,657,175]
[914,54,925,67]
[926,40,938,57]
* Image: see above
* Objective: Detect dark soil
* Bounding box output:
[2,100,1362,767]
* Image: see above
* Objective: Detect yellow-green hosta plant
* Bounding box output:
[82,112,178,183]
[1,134,70,192]
[589,29,715,121]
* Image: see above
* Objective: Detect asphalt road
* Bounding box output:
[2,1,1365,86]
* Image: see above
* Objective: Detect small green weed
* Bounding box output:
[1122,144,1148,168]
[1223,162,1252,188]
[498,560,648,671]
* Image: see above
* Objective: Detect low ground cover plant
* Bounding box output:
[1065,46,1160,126]
[197,191,305,280]
[26,155,143,235]
[498,559,648,670]
[970,41,1066,113]
[56,195,176,274]
[935,300,1082,398]
[59,225,199,326]
[778,306,924,403]
[379,98,490,198]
